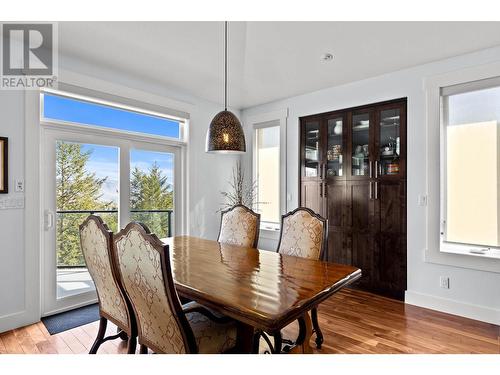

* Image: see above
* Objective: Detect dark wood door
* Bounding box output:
[345,180,375,289]
[325,180,348,263]
[301,180,324,217]
[372,180,407,299]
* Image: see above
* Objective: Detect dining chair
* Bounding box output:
[218,204,260,248]
[276,207,328,350]
[79,215,137,354]
[113,222,237,354]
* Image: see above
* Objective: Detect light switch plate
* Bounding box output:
[418,194,427,206]
[15,179,24,192]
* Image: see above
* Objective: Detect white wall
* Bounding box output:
[0,54,238,332]
[241,46,500,325]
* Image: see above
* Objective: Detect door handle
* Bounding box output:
[319,163,322,179]
[374,160,379,178]
[44,210,54,230]
[369,181,373,200]
[320,182,323,197]
[369,161,373,178]
[375,181,379,200]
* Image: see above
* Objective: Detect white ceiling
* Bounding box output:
[59,22,500,109]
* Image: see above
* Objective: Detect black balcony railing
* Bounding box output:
[56,209,173,268]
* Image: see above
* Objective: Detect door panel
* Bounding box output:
[326,181,347,263]
[373,180,406,299]
[345,180,373,287]
[301,181,322,216]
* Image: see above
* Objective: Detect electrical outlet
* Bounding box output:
[439,276,450,289]
[15,179,24,192]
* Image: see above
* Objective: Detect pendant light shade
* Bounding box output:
[206,110,246,153]
[205,21,246,153]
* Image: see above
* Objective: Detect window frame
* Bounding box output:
[249,109,288,232]
[40,88,188,145]
[424,61,500,273]
[39,88,189,238]
[440,78,500,258]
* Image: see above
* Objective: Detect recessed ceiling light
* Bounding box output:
[321,53,334,62]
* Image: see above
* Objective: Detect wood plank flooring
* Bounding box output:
[0,289,498,354]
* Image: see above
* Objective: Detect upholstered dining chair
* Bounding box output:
[113,222,237,354]
[79,215,137,354]
[218,204,260,248]
[277,207,328,350]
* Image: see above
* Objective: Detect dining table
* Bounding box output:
[161,235,362,354]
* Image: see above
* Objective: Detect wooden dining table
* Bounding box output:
[161,236,361,354]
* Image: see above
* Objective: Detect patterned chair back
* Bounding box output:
[218,205,261,248]
[277,207,327,260]
[79,216,131,331]
[113,222,196,354]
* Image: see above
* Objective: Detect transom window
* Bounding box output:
[42,92,183,140]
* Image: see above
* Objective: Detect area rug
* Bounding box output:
[41,303,99,335]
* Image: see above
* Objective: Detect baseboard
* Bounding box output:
[0,309,39,334]
[405,290,500,325]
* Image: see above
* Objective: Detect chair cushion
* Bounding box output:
[80,219,129,329]
[219,206,259,247]
[278,210,324,260]
[184,302,237,354]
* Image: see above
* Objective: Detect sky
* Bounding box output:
[47,94,175,205]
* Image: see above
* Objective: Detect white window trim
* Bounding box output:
[248,109,288,233]
[424,60,500,273]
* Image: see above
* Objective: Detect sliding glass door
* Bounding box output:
[42,129,181,315]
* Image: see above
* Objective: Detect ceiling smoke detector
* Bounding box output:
[321,53,334,62]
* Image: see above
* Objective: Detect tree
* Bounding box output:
[130,162,173,238]
[56,142,115,266]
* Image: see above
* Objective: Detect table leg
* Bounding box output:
[289,311,313,354]
[234,322,255,354]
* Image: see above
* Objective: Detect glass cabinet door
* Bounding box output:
[378,108,401,176]
[351,113,370,177]
[326,117,343,177]
[303,120,321,178]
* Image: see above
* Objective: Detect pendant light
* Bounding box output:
[205,21,246,153]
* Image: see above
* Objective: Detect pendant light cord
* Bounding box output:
[224,21,228,111]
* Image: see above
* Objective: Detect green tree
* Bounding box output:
[56,142,116,266]
[130,162,173,238]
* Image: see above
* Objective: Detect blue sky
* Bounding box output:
[47,94,175,205]
[44,94,180,138]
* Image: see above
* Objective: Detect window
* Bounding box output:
[42,92,182,139]
[40,88,186,313]
[255,122,280,224]
[441,77,500,257]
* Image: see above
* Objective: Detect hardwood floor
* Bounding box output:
[1,289,498,354]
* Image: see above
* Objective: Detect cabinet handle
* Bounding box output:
[375,181,379,200]
[319,164,323,179]
[369,161,373,178]
[369,181,372,200]
[374,160,379,178]
[320,182,323,197]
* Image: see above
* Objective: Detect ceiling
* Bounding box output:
[59,22,500,109]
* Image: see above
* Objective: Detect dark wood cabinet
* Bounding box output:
[299,98,407,300]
